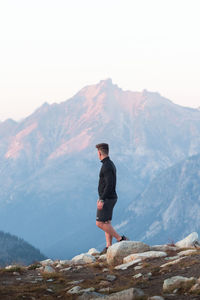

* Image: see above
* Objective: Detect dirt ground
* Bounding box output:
[1,251,200,299]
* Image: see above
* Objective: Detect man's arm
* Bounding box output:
[101,167,114,200]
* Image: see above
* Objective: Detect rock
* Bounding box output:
[81,288,95,293]
[99,288,112,293]
[72,253,96,265]
[106,275,116,282]
[164,256,179,261]
[178,249,197,256]
[60,267,72,272]
[148,297,164,300]
[98,254,107,261]
[134,266,143,270]
[175,232,199,248]
[160,257,186,268]
[13,272,20,276]
[99,280,110,287]
[107,241,149,265]
[78,292,105,299]
[43,266,55,273]
[68,280,84,285]
[133,273,143,279]
[163,276,196,293]
[151,245,178,252]
[5,265,18,270]
[76,265,84,270]
[114,259,142,270]
[59,259,72,265]
[40,259,54,266]
[190,283,200,294]
[94,287,145,299]
[67,286,82,294]
[88,248,100,256]
[102,268,109,272]
[123,251,167,263]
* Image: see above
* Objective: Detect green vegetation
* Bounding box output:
[0,230,46,267]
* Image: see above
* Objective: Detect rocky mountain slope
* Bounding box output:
[0,231,46,267]
[0,233,200,299]
[119,153,200,246]
[1,79,200,258]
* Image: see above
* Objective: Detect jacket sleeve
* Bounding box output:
[101,167,114,200]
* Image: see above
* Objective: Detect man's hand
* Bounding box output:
[97,200,104,210]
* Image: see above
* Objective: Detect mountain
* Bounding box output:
[119,153,200,245]
[0,230,46,267]
[0,78,200,258]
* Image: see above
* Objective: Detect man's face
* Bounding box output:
[97,150,102,160]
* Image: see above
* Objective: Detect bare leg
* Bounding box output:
[96,221,121,242]
[105,221,113,247]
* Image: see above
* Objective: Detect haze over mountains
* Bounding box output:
[0,79,200,259]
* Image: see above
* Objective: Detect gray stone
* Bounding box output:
[107,241,149,265]
[190,283,200,294]
[93,287,145,299]
[160,257,186,268]
[151,245,178,252]
[148,297,164,300]
[67,286,82,294]
[43,266,55,273]
[178,249,197,256]
[78,292,105,299]
[163,276,196,293]
[88,248,100,255]
[134,266,143,270]
[164,256,179,261]
[59,259,72,265]
[175,232,199,248]
[106,275,116,282]
[72,253,96,265]
[40,259,54,266]
[98,254,107,261]
[114,259,142,270]
[123,251,166,263]
[68,279,84,285]
[133,273,143,279]
[60,267,72,272]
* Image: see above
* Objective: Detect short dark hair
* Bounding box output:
[96,143,109,155]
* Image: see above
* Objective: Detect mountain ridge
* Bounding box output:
[0,79,200,258]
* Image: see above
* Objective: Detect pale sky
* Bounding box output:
[0,0,200,121]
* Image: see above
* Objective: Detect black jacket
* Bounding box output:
[98,156,117,201]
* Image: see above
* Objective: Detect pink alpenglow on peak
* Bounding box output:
[5,122,38,159]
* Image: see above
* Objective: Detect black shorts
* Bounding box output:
[96,198,117,223]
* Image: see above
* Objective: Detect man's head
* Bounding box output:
[96,143,109,160]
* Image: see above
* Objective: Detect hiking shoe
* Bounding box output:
[119,235,129,242]
[100,247,108,255]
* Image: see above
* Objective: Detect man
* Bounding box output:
[96,143,128,254]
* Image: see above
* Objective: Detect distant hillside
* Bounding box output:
[119,153,200,245]
[0,231,46,267]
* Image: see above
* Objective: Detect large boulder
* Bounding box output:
[175,232,199,248]
[163,276,196,293]
[107,241,149,266]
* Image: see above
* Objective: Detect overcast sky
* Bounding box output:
[0,0,200,121]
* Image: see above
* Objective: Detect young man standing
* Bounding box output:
[96,143,128,254]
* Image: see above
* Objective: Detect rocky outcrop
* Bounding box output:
[106,241,150,266]
[163,276,196,293]
[175,232,199,248]
[2,233,200,299]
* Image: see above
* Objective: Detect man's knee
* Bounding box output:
[96,221,104,229]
